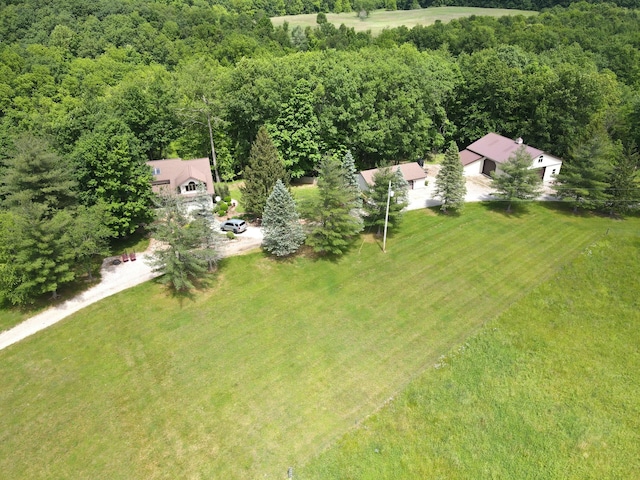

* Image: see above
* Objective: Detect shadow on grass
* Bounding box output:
[479,200,528,218]
[153,270,217,306]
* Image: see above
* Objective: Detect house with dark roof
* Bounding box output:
[357,162,427,191]
[460,133,562,183]
[147,158,215,199]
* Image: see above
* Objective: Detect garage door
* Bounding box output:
[482,159,497,177]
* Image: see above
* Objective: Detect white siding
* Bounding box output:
[463,160,483,176]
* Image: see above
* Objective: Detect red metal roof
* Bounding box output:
[459,149,483,166]
[466,133,543,164]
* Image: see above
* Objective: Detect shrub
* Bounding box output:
[223,195,232,203]
[226,231,235,240]
[215,200,228,217]
[214,182,230,199]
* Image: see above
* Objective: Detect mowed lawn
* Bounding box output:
[0,203,634,478]
[270,7,538,35]
[302,223,640,479]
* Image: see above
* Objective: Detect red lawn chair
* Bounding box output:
[130,251,137,261]
[122,252,129,262]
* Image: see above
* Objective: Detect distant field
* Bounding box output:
[271,7,538,35]
[1,203,633,479]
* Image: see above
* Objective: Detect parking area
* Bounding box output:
[406,165,558,211]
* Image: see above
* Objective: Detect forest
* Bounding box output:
[1,0,639,303]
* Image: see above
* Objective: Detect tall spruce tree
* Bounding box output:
[554,135,613,213]
[240,126,289,217]
[262,179,305,257]
[307,155,363,255]
[491,145,542,212]
[363,167,409,235]
[342,150,362,207]
[434,141,466,213]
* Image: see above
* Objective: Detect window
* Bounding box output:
[152,167,161,175]
[186,181,198,192]
[538,156,543,163]
[552,169,557,175]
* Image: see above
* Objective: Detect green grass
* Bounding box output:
[0,203,635,478]
[271,6,538,36]
[301,222,640,478]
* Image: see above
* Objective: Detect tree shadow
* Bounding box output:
[479,201,527,218]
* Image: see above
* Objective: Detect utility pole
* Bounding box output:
[383,180,393,253]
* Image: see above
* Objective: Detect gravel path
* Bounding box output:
[0,228,263,351]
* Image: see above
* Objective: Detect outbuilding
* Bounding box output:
[460,133,562,183]
[357,162,427,191]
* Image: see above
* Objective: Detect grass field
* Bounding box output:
[301,224,640,478]
[270,7,538,36]
[0,203,636,478]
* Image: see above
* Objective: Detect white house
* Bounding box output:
[460,133,562,183]
[357,162,427,191]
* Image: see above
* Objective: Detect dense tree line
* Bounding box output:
[1,0,639,302]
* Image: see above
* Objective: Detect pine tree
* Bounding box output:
[491,145,542,212]
[262,179,305,257]
[606,142,639,216]
[307,155,363,255]
[240,126,289,217]
[434,141,467,213]
[0,203,75,304]
[0,135,77,215]
[554,135,612,213]
[363,167,409,235]
[148,192,209,292]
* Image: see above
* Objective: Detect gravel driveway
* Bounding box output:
[0,227,264,351]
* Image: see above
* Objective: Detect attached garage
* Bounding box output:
[482,159,497,177]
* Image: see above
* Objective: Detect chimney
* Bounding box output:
[515,137,523,144]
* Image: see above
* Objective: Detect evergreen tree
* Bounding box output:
[262,179,305,257]
[363,167,409,235]
[554,135,613,213]
[192,184,221,271]
[434,141,466,213]
[606,142,639,216]
[343,150,362,207]
[0,203,75,304]
[491,145,542,212]
[0,135,77,215]
[307,155,363,255]
[240,126,289,217]
[148,192,209,292]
